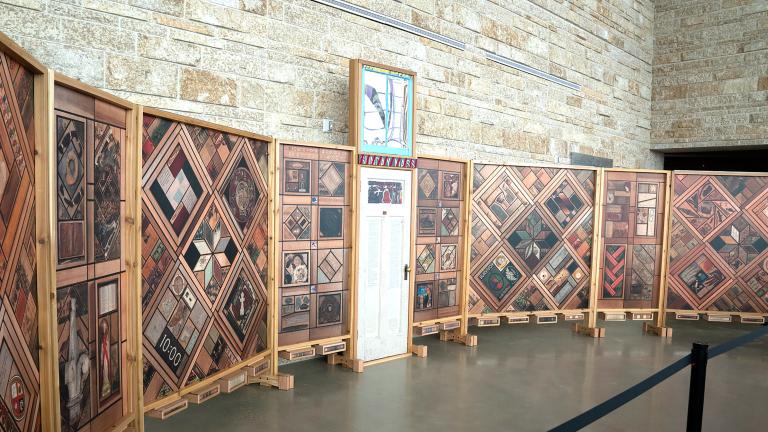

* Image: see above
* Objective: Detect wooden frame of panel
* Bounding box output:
[663,169,768,323]
[349,59,417,159]
[468,161,600,330]
[139,107,275,414]
[596,168,672,335]
[0,31,55,432]
[412,155,474,347]
[273,140,356,370]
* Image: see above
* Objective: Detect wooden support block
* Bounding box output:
[463,334,478,346]
[146,398,188,420]
[314,341,347,356]
[628,312,653,321]
[534,314,558,324]
[413,324,439,336]
[642,322,673,338]
[572,323,605,338]
[558,313,584,321]
[599,312,626,321]
[703,313,732,323]
[218,371,247,394]
[411,344,428,357]
[438,320,461,331]
[675,312,700,321]
[470,316,500,327]
[250,373,295,390]
[438,329,478,346]
[327,353,365,373]
[278,346,316,361]
[734,315,765,324]
[183,384,220,404]
[242,359,270,377]
[501,315,529,324]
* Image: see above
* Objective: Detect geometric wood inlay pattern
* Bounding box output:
[54,84,127,431]
[470,164,595,315]
[668,173,768,313]
[415,158,464,323]
[278,144,351,347]
[599,171,666,309]
[141,113,269,406]
[0,47,39,432]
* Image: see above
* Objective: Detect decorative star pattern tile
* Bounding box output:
[507,210,559,271]
[709,215,768,271]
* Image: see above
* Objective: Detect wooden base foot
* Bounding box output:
[249,373,294,390]
[642,322,673,337]
[572,323,605,338]
[327,353,364,373]
[183,384,220,404]
[411,344,428,357]
[439,329,478,346]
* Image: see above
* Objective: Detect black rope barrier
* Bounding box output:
[548,323,768,432]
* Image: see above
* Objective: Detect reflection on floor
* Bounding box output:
[145,321,768,432]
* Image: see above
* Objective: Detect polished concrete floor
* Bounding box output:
[146,320,768,431]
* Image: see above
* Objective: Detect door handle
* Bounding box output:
[404,264,410,281]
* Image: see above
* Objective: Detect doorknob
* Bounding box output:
[404,264,411,281]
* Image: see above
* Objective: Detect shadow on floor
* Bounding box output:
[145,320,768,431]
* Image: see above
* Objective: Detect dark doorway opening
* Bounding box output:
[663,149,768,172]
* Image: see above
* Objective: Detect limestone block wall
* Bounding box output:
[0,0,657,167]
[653,0,768,151]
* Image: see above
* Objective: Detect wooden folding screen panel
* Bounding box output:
[414,158,466,324]
[666,172,768,314]
[469,164,597,315]
[276,141,354,351]
[0,34,46,432]
[598,170,668,310]
[53,76,138,432]
[140,109,271,408]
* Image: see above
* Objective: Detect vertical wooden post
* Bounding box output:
[35,68,59,432]
[269,138,279,377]
[132,106,145,432]
[459,160,473,340]
[654,171,674,335]
[347,148,360,362]
[578,168,604,337]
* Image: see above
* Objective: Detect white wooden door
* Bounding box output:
[356,167,412,362]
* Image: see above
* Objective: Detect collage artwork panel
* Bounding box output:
[469,165,595,314]
[0,48,40,432]
[667,174,768,313]
[54,85,127,432]
[599,172,666,309]
[141,115,269,405]
[359,64,413,157]
[414,158,464,323]
[278,144,351,346]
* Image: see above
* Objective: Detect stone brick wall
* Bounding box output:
[0,0,658,167]
[653,0,768,151]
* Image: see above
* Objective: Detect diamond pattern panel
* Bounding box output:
[669,174,768,312]
[142,114,269,406]
[0,48,39,432]
[471,164,596,313]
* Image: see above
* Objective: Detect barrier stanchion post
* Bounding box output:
[686,342,709,432]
